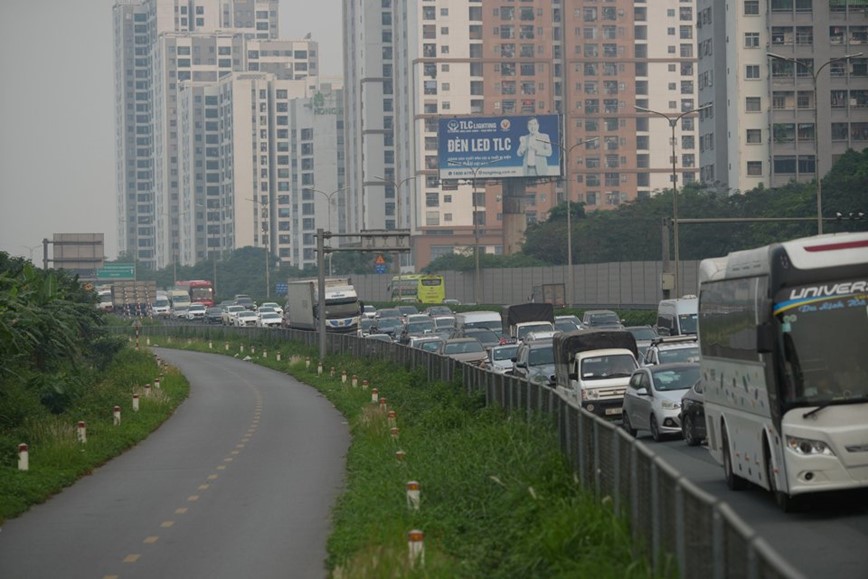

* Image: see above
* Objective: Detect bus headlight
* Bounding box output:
[786,435,834,456]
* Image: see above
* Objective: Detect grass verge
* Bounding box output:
[0,348,189,523]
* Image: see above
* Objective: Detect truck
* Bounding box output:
[501,303,555,341]
[167,289,192,317]
[284,278,361,332]
[553,329,639,420]
[110,281,157,317]
[531,283,566,307]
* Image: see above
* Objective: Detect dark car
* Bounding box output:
[450,327,501,350]
[679,380,706,446]
[374,317,404,339]
[582,309,624,330]
[400,319,435,344]
[206,306,224,324]
[234,294,257,311]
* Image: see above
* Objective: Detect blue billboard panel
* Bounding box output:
[437,114,562,180]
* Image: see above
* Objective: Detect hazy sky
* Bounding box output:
[0,0,343,262]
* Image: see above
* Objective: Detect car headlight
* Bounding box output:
[661,399,681,410]
[582,389,599,400]
[786,435,834,456]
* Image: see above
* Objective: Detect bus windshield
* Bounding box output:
[678,313,698,334]
[775,280,868,405]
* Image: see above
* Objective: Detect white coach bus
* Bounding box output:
[698,231,868,511]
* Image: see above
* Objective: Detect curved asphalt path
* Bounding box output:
[0,349,349,579]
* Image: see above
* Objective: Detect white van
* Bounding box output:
[655,296,698,336]
[455,311,502,332]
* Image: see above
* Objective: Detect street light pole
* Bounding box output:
[547,136,598,307]
[767,51,862,235]
[312,187,347,276]
[635,103,710,298]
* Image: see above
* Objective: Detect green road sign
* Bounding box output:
[97,263,135,280]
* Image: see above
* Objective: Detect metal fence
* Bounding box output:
[135,323,804,579]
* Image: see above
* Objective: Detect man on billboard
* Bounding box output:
[516,117,553,176]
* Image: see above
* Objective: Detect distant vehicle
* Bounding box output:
[622,363,699,441]
[400,319,435,344]
[656,296,697,336]
[222,304,245,326]
[373,317,403,339]
[375,308,402,320]
[167,289,192,317]
[423,305,452,317]
[512,338,556,385]
[185,303,207,321]
[679,380,706,447]
[259,302,284,317]
[284,278,360,332]
[257,311,282,328]
[205,306,224,324]
[438,338,487,366]
[486,344,519,374]
[389,274,446,303]
[234,310,258,327]
[151,295,171,317]
[408,336,444,352]
[455,311,502,332]
[362,305,377,319]
[554,315,582,333]
[641,335,699,366]
[234,294,257,311]
[97,289,114,312]
[432,315,456,331]
[357,318,375,337]
[502,303,555,341]
[451,327,501,350]
[626,325,658,358]
[398,305,419,318]
[581,309,624,330]
[175,280,215,307]
[442,298,461,306]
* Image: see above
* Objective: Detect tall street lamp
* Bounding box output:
[547,136,598,307]
[447,159,502,305]
[634,103,711,298]
[767,51,863,235]
[311,186,347,275]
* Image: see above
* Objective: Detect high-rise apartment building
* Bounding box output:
[698,0,868,194]
[344,0,699,270]
[115,0,337,272]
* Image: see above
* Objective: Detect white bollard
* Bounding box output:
[362,379,369,390]
[407,530,425,568]
[113,405,122,425]
[146,337,151,346]
[225,342,229,351]
[306,357,311,369]
[263,350,267,359]
[390,427,399,441]
[395,450,406,462]
[379,397,388,412]
[154,378,161,389]
[77,421,87,443]
[352,375,358,388]
[144,383,151,397]
[341,371,347,384]
[18,443,29,471]
[276,352,281,361]
[371,388,379,404]
[209,341,213,349]
[406,481,421,511]
[240,344,244,353]
[132,394,140,412]
[317,362,323,376]
[388,410,397,428]
[251,346,255,354]
[330,367,335,377]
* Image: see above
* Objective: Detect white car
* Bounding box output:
[362,305,377,319]
[259,302,284,317]
[222,304,245,326]
[622,363,699,441]
[185,303,207,320]
[257,311,282,328]
[486,344,519,374]
[234,310,258,327]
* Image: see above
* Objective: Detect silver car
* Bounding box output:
[622,363,699,441]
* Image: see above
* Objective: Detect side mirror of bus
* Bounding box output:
[756,322,774,354]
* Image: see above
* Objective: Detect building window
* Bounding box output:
[744,1,760,15]
[747,161,763,176]
[746,97,762,112]
[745,65,760,79]
[746,129,762,144]
[744,33,760,48]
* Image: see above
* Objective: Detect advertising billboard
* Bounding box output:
[437,114,562,180]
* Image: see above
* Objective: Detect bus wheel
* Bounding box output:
[723,429,748,491]
[765,442,800,512]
